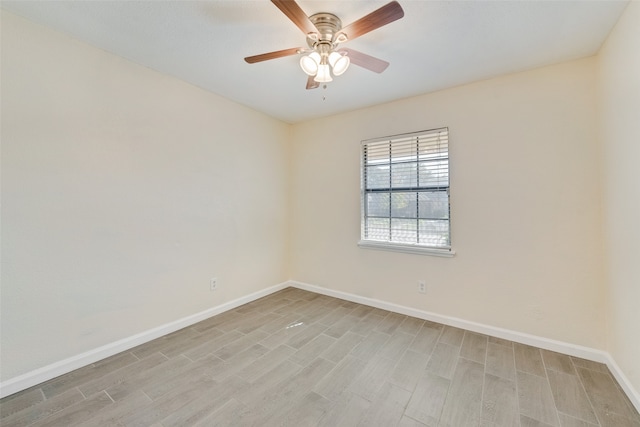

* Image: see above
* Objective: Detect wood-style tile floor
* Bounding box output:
[1,287,639,426]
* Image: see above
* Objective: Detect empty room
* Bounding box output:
[1,0,638,426]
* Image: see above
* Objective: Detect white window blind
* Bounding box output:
[360,128,451,254]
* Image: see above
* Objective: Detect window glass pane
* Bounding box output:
[419,160,449,187]
[419,220,450,247]
[365,217,390,241]
[391,162,417,188]
[367,193,389,217]
[365,165,390,189]
[391,192,417,218]
[418,192,449,219]
[391,218,417,243]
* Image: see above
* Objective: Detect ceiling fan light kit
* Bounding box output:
[299,28,350,82]
[245,0,404,90]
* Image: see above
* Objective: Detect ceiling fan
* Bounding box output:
[244,0,404,89]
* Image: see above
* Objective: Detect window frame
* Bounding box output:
[358,128,454,257]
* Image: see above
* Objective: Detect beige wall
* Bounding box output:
[0,12,290,381]
[598,1,640,394]
[290,57,606,350]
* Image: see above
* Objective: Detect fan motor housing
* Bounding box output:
[307,13,342,47]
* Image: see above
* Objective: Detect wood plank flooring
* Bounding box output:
[2,287,639,426]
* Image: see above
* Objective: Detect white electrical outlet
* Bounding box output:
[418,280,426,294]
[210,277,218,291]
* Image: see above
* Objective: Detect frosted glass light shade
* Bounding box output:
[300,56,318,76]
[329,52,350,76]
[300,52,321,76]
[314,64,332,83]
[309,52,321,64]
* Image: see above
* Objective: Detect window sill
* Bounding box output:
[358,240,455,257]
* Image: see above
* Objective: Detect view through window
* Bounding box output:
[360,128,451,254]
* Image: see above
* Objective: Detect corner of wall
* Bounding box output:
[595,0,640,406]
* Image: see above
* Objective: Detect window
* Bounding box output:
[359,128,453,256]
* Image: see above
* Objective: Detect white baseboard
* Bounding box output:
[603,353,640,413]
[288,280,640,412]
[0,281,289,399]
[3,279,638,413]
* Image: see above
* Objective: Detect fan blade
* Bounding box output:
[306,75,320,90]
[339,48,389,73]
[271,0,318,35]
[339,1,404,41]
[244,48,301,64]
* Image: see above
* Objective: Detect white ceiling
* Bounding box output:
[2,0,629,124]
